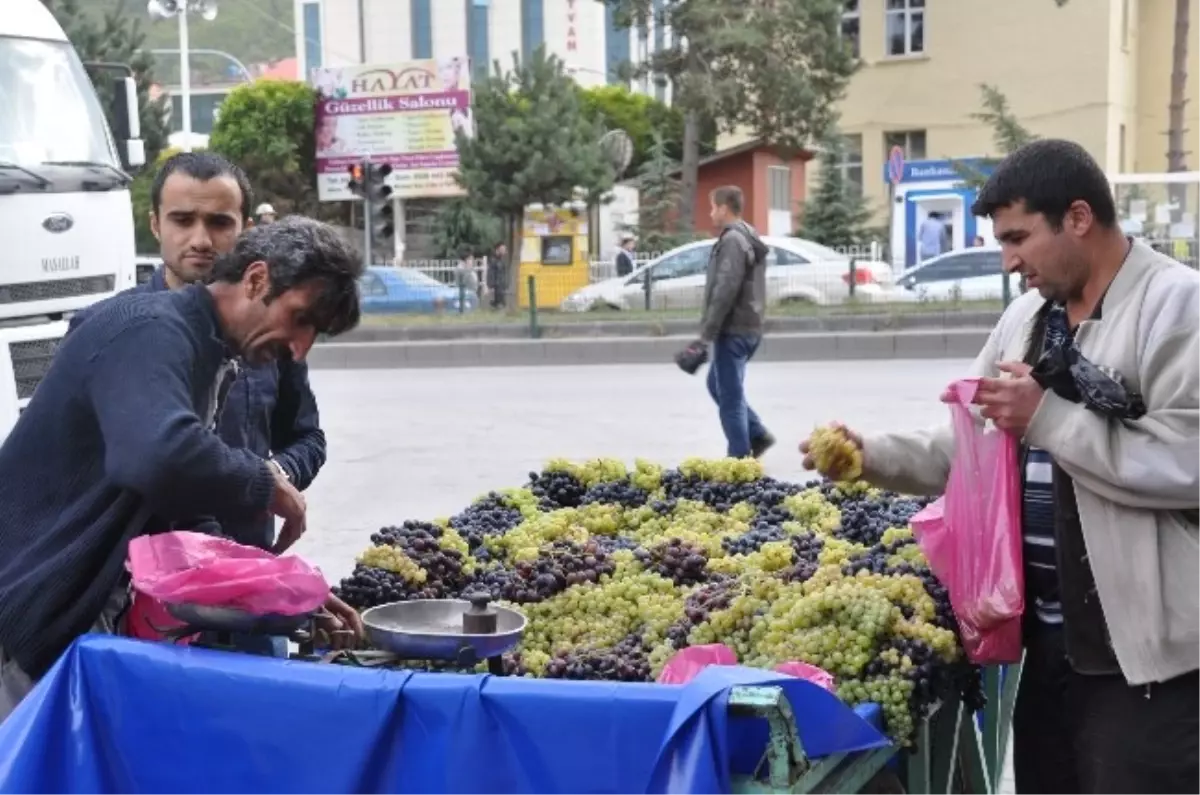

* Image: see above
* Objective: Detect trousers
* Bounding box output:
[706,333,768,458]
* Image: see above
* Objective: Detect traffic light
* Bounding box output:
[346,160,394,242]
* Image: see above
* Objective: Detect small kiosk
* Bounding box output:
[887,157,995,271]
[518,202,591,310]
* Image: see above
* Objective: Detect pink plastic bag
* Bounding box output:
[910,378,1024,664]
[656,645,836,691]
[127,531,330,616]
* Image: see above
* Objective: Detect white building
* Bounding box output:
[293,0,671,96]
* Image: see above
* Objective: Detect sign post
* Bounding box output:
[887,146,906,271]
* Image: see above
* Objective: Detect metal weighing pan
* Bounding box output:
[361,599,526,663]
[166,602,316,636]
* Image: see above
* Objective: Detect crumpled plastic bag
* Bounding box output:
[910,378,1024,664]
[127,531,329,615]
[657,644,836,692]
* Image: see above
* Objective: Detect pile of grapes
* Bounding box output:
[334,457,983,745]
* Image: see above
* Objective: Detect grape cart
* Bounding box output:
[727,662,1021,794]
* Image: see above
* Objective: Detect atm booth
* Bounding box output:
[518,202,591,309]
[888,158,996,272]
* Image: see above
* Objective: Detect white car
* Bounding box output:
[885,247,1020,303]
[560,236,894,312]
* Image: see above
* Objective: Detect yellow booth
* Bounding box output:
[518,203,590,310]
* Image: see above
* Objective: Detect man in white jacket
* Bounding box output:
[804,139,1198,794]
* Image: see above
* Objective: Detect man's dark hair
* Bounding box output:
[972,139,1117,230]
[711,185,744,215]
[151,151,255,222]
[209,216,363,336]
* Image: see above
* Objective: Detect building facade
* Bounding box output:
[723,0,1200,226]
[292,0,674,90]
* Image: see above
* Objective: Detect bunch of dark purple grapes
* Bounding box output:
[580,478,649,508]
[542,635,651,682]
[447,493,524,550]
[780,531,825,584]
[666,578,738,647]
[643,538,710,586]
[368,520,471,598]
[526,469,587,510]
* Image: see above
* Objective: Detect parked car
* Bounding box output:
[560,236,894,312]
[135,256,159,286]
[886,247,1017,302]
[359,266,478,314]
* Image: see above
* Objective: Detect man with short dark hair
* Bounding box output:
[803,139,1198,794]
[0,216,364,722]
[680,185,775,459]
[615,235,636,277]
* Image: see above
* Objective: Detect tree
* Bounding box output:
[629,133,693,253]
[796,135,872,249]
[207,80,323,220]
[952,84,1037,189]
[577,85,683,172]
[609,0,857,234]
[129,146,182,254]
[454,48,614,305]
[431,199,504,260]
[43,0,171,169]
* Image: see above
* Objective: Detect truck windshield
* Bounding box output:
[0,36,118,169]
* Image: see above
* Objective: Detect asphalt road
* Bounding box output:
[291,357,1014,793]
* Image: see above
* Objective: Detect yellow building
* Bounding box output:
[721,0,1200,226]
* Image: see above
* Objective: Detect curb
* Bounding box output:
[308,328,990,370]
[343,309,1004,343]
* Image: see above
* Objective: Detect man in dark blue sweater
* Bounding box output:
[0,216,362,721]
[71,153,326,554]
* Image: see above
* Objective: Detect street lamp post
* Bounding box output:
[148,0,219,153]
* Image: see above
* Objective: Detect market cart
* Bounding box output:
[0,634,1019,794]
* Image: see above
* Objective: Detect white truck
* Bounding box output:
[0,0,145,436]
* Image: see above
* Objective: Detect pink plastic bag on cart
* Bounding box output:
[124,531,330,640]
[657,645,836,692]
[910,378,1024,664]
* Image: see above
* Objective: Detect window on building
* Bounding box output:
[841,1,860,59]
[467,0,490,81]
[885,0,924,57]
[884,130,927,160]
[411,0,432,60]
[838,134,864,196]
[769,166,792,212]
[302,1,322,74]
[522,0,544,64]
[605,1,631,84]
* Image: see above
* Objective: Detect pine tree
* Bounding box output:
[953,84,1037,189]
[454,47,614,304]
[797,135,872,249]
[629,133,691,253]
[431,199,503,259]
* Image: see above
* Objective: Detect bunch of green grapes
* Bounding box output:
[709,540,794,575]
[437,527,475,574]
[678,457,764,484]
[782,490,843,535]
[573,502,626,537]
[631,459,664,492]
[544,457,631,488]
[500,487,543,519]
[805,426,864,482]
[836,675,918,745]
[357,545,427,584]
[487,509,590,561]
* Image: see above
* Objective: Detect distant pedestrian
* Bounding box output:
[676,186,775,459]
[615,235,636,277]
[919,211,947,260]
[255,202,277,225]
[487,242,508,309]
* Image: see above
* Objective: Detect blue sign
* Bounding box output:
[883,158,994,185]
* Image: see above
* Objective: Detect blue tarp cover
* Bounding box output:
[0,635,889,793]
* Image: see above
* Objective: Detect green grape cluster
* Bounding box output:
[805,426,864,482]
[357,546,427,584]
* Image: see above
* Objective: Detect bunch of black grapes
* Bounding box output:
[777,531,824,584]
[527,469,587,510]
[335,565,415,609]
[471,541,617,604]
[833,492,932,546]
[447,493,524,550]
[666,578,738,646]
[542,635,651,682]
[368,520,472,598]
[641,538,710,586]
[580,478,649,508]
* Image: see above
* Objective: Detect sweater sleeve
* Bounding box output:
[84,317,277,521]
[1026,322,1199,510]
[699,233,748,343]
[270,358,327,491]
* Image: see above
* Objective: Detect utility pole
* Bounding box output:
[357,0,367,63]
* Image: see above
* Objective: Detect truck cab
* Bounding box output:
[0,0,144,435]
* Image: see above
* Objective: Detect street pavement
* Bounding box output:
[292,358,1014,793]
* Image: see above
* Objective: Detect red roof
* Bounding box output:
[256,57,298,81]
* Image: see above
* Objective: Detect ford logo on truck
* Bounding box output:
[42,213,74,233]
[42,256,81,273]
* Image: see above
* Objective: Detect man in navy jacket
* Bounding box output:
[71,152,325,553]
[0,215,363,721]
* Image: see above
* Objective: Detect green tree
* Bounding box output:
[129,146,183,254]
[454,48,614,304]
[952,84,1037,189]
[431,199,504,260]
[629,133,692,253]
[797,135,872,249]
[577,85,684,173]
[207,80,322,219]
[609,0,857,234]
[43,0,171,168]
